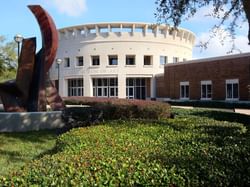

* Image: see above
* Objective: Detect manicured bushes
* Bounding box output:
[63,97,171,121]
[1,110,250,186]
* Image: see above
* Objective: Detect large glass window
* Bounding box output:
[126,78,146,100]
[108,55,118,65]
[68,78,84,96]
[201,80,212,100]
[64,57,70,67]
[92,55,100,66]
[93,78,118,97]
[226,79,239,100]
[180,81,189,99]
[126,55,136,65]
[160,56,167,65]
[144,55,153,65]
[76,56,84,66]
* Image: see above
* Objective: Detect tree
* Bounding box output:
[155,0,250,49]
[0,35,17,82]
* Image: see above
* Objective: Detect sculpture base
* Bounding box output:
[0,111,64,132]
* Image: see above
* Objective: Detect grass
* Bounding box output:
[0,108,249,186]
[0,130,58,176]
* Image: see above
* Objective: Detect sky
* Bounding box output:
[0,0,249,59]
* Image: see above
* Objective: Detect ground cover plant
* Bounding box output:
[0,108,249,186]
[0,130,58,177]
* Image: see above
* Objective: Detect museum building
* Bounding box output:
[49,22,250,102]
[49,22,195,100]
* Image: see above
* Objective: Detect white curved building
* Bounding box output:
[49,22,195,99]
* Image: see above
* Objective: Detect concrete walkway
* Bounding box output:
[234,108,250,115]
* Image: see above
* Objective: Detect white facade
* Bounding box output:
[49,22,195,99]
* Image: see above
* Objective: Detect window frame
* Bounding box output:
[67,78,84,96]
[226,79,239,100]
[180,81,189,100]
[173,57,179,63]
[108,55,118,66]
[160,55,167,66]
[125,55,136,66]
[93,78,118,98]
[91,55,100,66]
[76,56,84,67]
[64,57,70,68]
[144,55,153,66]
[200,80,212,100]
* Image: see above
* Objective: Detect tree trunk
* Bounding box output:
[242,0,250,44]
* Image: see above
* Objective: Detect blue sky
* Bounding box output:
[0,0,249,59]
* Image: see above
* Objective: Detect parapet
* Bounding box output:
[58,22,195,45]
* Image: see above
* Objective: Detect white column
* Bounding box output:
[118,74,126,98]
[84,75,92,97]
[150,76,156,99]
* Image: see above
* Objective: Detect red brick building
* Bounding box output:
[156,53,250,101]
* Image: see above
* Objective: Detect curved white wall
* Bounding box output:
[49,22,195,99]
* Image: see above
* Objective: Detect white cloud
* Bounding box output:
[193,29,250,59]
[47,0,87,17]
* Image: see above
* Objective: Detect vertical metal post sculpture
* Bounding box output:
[0,5,64,112]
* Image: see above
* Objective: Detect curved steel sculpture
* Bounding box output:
[0,5,64,112]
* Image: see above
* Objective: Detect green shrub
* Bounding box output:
[63,97,171,120]
[1,112,250,186]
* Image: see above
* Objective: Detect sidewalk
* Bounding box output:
[234,108,250,115]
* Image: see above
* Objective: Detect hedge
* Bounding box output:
[0,115,249,186]
[63,97,171,122]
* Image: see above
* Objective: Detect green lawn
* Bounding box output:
[0,109,249,186]
[0,130,58,176]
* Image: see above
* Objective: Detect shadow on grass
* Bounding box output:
[0,150,27,163]
[191,110,250,126]
[0,129,61,144]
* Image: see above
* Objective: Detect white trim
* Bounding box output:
[226,79,239,84]
[180,81,189,86]
[165,53,250,67]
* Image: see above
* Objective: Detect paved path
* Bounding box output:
[234,108,250,115]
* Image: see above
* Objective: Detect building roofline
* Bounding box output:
[165,52,250,67]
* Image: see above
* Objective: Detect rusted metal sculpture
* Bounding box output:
[0,5,64,112]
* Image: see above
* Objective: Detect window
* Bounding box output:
[64,57,70,67]
[180,81,189,99]
[126,78,146,100]
[126,55,136,65]
[173,57,179,63]
[160,56,167,65]
[91,55,100,66]
[68,78,84,96]
[93,78,118,97]
[144,55,153,65]
[108,55,118,65]
[201,80,212,100]
[226,79,239,100]
[76,56,84,66]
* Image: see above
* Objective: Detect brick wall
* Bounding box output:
[156,54,250,101]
